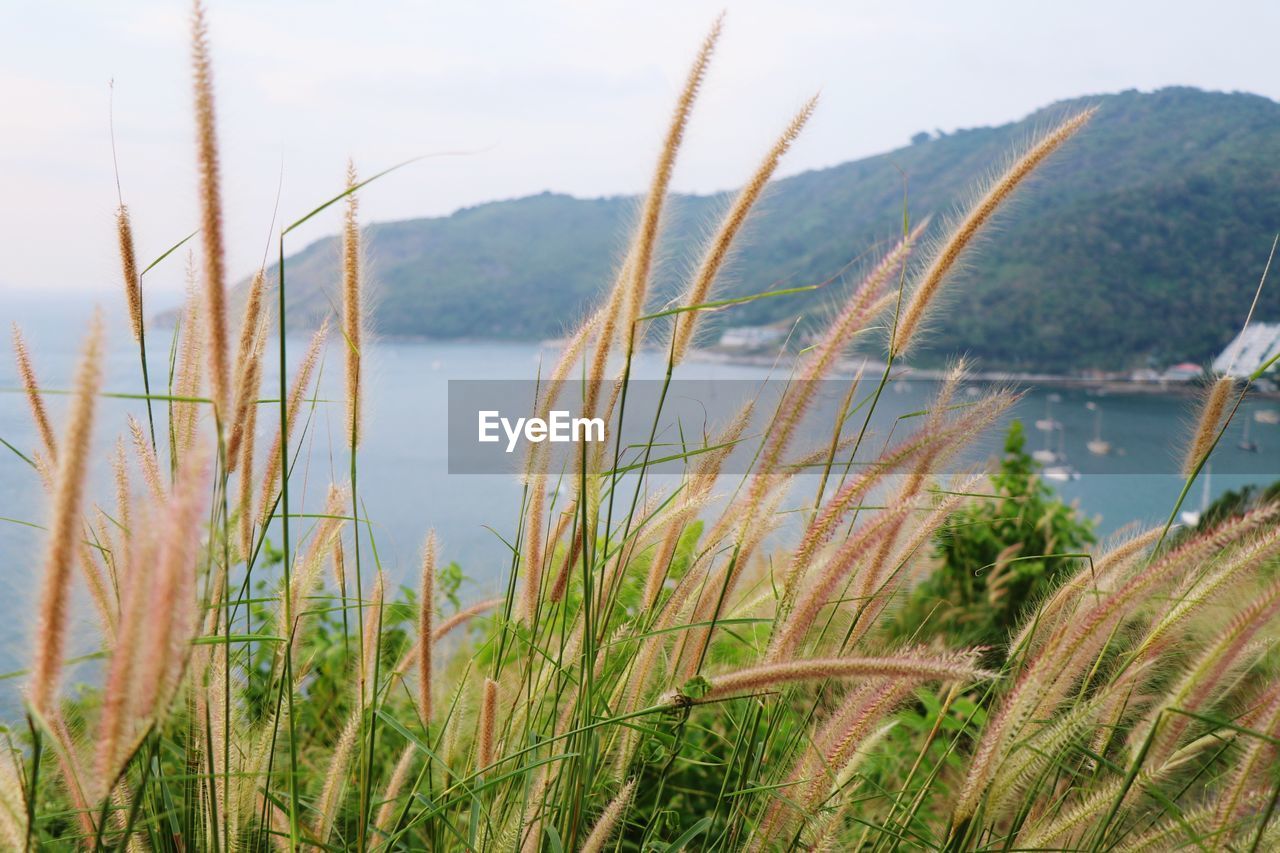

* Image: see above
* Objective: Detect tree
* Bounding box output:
[894,420,1095,653]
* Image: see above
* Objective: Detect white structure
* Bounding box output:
[1213,322,1280,378]
[718,325,787,350]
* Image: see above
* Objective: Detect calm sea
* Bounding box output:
[3,297,1277,704]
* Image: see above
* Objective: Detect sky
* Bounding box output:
[2,0,1278,305]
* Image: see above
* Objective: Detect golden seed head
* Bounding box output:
[11,323,58,463]
[191,0,230,422]
[891,109,1095,358]
[1181,375,1234,478]
[115,205,143,342]
[477,677,498,772]
[419,532,437,723]
[30,313,104,715]
[343,160,364,447]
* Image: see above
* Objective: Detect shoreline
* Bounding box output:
[683,349,1280,399]
[147,321,1277,400]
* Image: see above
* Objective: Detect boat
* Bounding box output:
[1035,396,1061,433]
[1044,465,1080,482]
[1033,417,1060,464]
[1256,409,1280,425]
[1085,401,1111,456]
[1179,465,1212,527]
[1238,416,1259,453]
[1042,424,1079,480]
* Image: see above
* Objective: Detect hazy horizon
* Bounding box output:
[4,0,1279,304]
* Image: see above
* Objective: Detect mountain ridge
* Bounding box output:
[232,86,1280,371]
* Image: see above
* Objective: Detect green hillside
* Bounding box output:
[263,87,1280,371]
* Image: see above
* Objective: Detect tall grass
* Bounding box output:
[5,4,1280,850]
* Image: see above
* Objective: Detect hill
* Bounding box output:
[252,87,1280,371]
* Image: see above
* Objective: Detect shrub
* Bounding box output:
[895,420,1095,652]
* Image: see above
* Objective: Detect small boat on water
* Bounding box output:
[1180,465,1212,527]
[1035,396,1061,433]
[1041,423,1079,480]
[1238,416,1259,453]
[1256,409,1280,425]
[1085,401,1111,456]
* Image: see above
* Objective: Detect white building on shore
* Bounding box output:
[718,324,788,351]
[1213,322,1280,378]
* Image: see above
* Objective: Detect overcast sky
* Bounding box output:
[3,0,1277,303]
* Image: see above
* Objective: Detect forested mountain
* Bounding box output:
[252,88,1280,371]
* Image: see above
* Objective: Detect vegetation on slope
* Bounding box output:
[263,86,1280,371]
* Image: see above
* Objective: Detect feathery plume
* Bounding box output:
[1212,682,1280,839]
[95,522,151,794]
[953,515,1225,828]
[226,278,267,469]
[537,501,578,603]
[620,15,721,348]
[1021,732,1226,849]
[517,318,597,605]
[128,414,165,503]
[760,680,914,845]
[580,780,636,853]
[281,483,348,648]
[92,508,119,603]
[275,484,345,655]
[389,597,503,684]
[520,479,548,624]
[1129,574,1280,766]
[846,475,982,647]
[1007,527,1162,660]
[331,536,346,593]
[312,712,359,844]
[769,503,915,662]
[418,532,436,723]
[684,652,991,704]
[374,743,416,838]
[643,402,752,608]
[0,750,26,851]
[343,160,364,447]
[361,571,384,705]
[111,439,131,575]
[477,677,498,773]
[754,229,918,492]
[891,109,1094,357]
[172,270,205,461]
[235,372,259,560]
[257,319,328,527]
[136,448,208,719]
[47,713,96,839]
[1181,375,1234,477]
[783,396,998,598]
[669,96,817,363]
[30,314,103,715]
[75,540,116,642]
[230,269,265,396]
[11,323,57,462]
[116,206,143,342]
[191,0,229,421]
[581,14,721,412]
